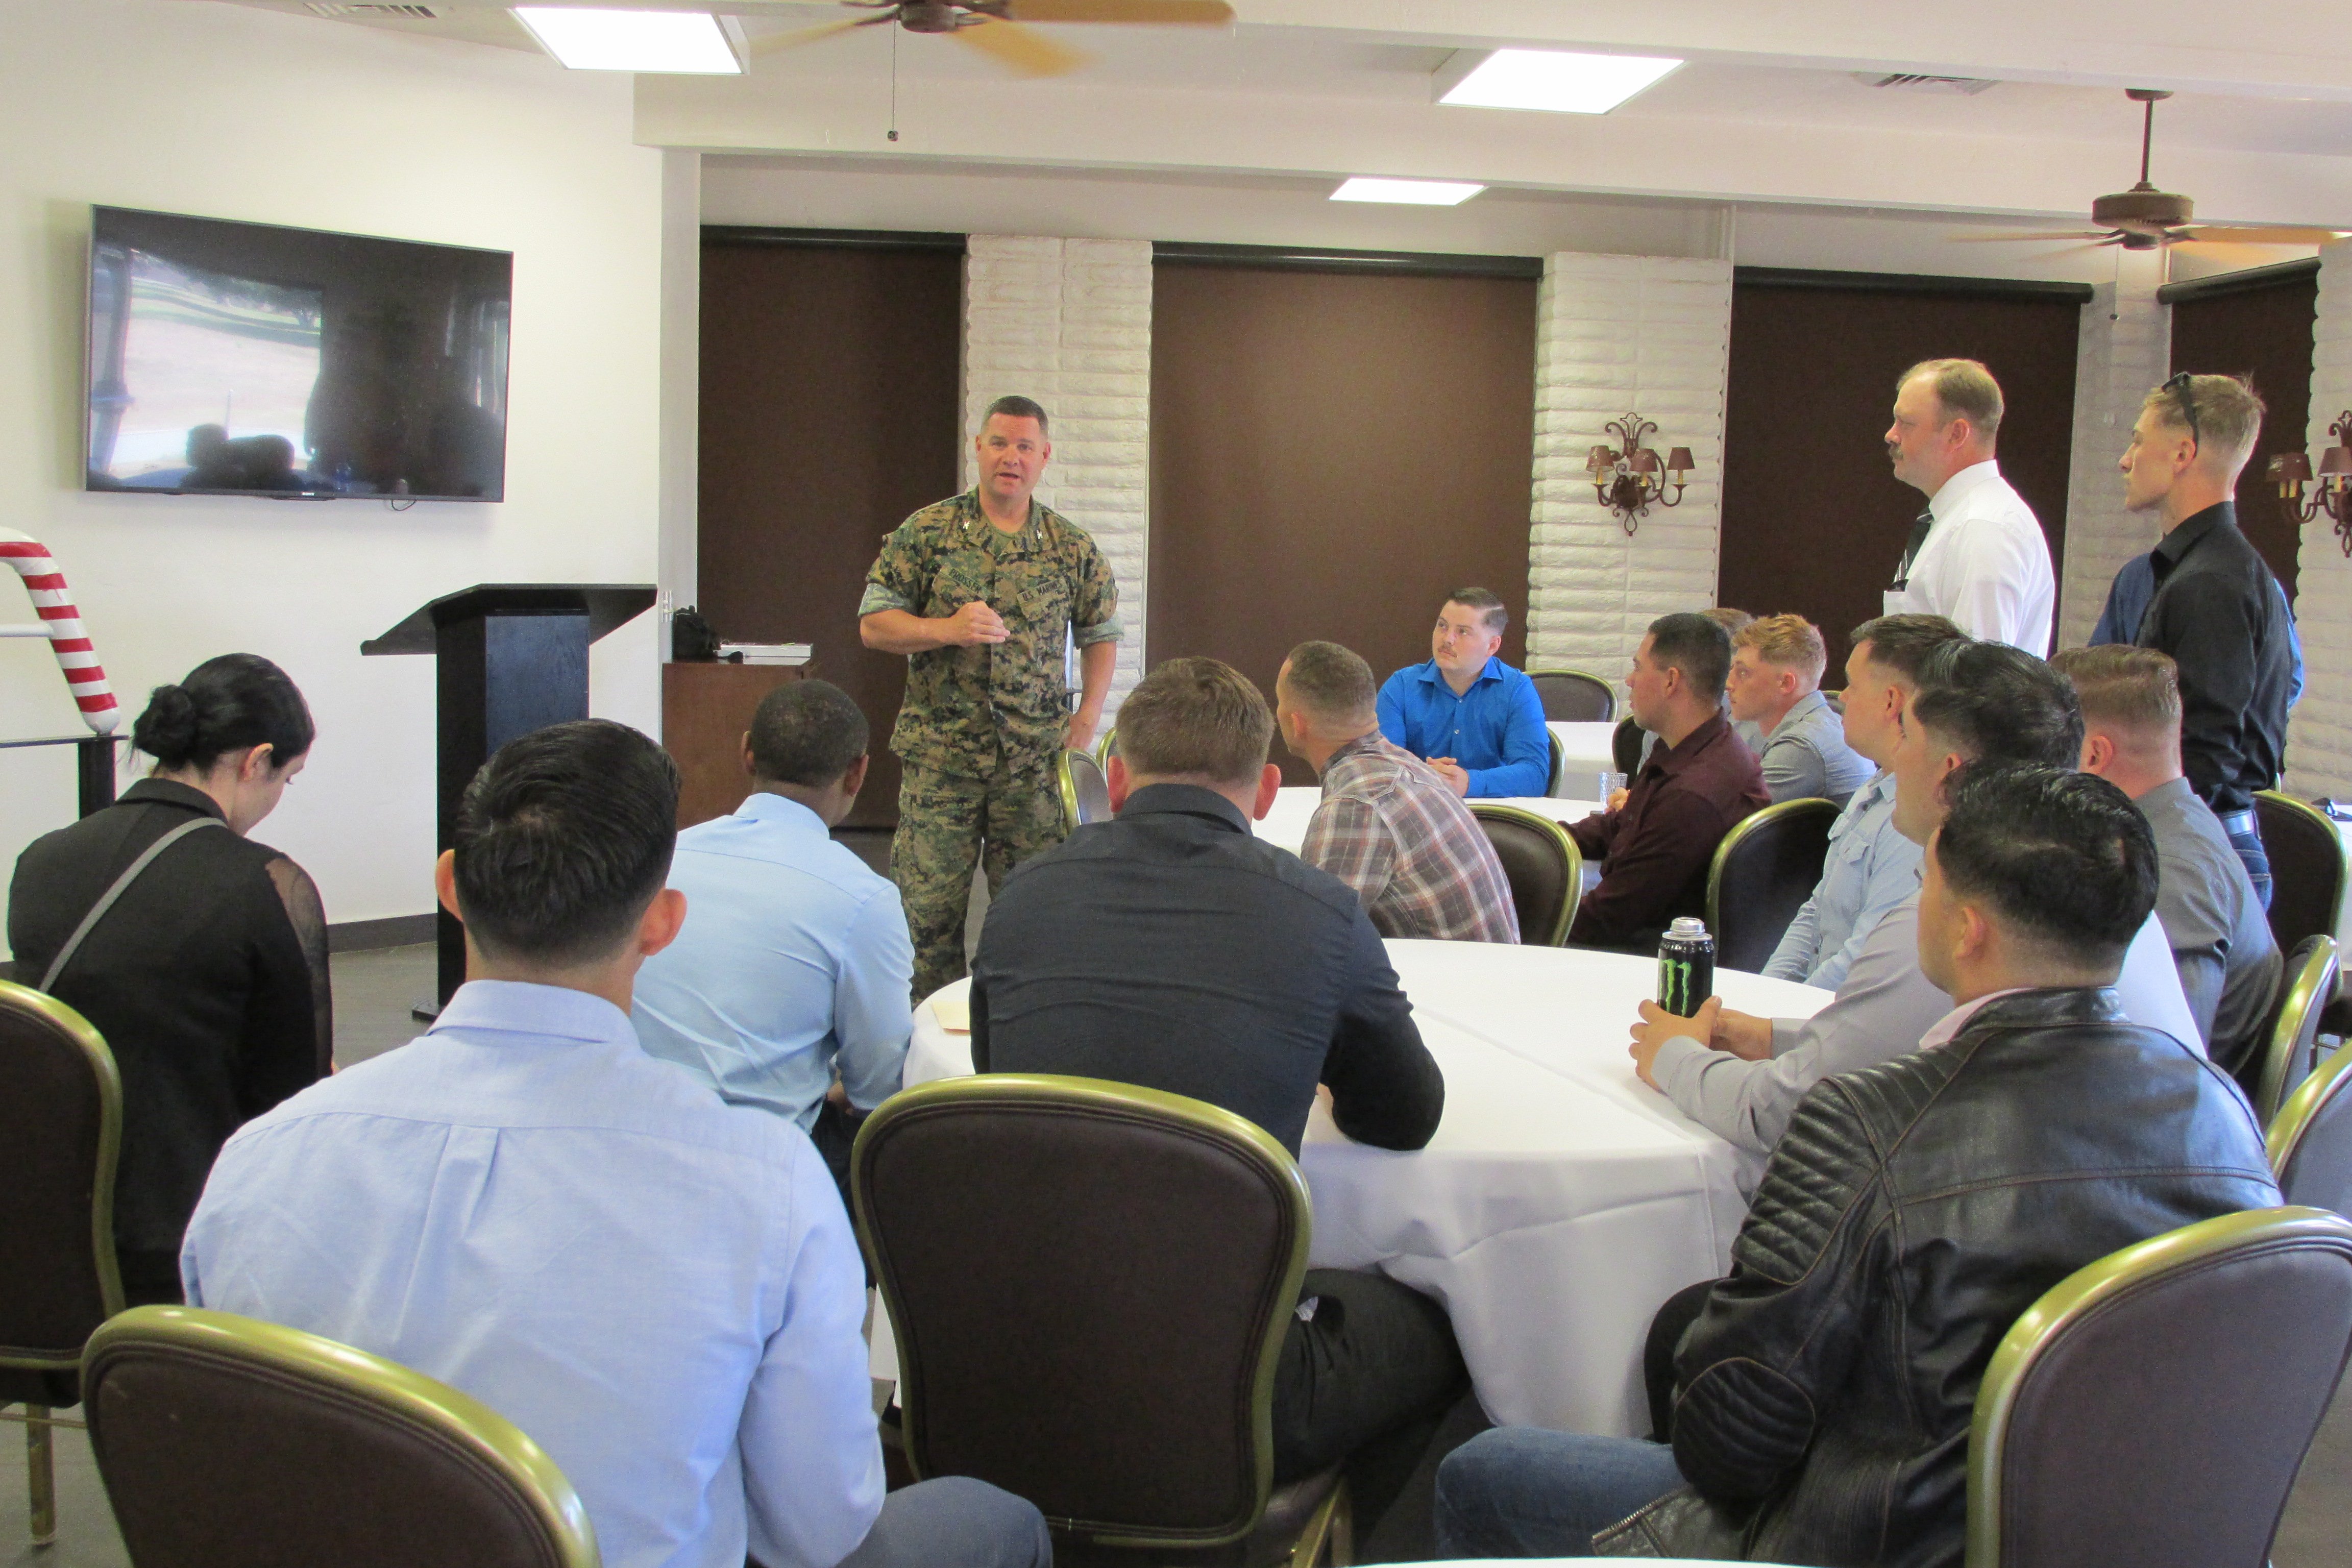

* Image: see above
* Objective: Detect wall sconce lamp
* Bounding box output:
[2267,410,2352,556]
[1586,414,1693,534]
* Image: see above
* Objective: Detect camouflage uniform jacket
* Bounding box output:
[859,489,1122,779]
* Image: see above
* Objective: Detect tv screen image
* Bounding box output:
[85,206,512,501]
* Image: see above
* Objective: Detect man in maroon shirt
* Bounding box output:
[1568,614,1768,949]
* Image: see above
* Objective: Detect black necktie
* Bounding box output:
[1892,509,1932,590]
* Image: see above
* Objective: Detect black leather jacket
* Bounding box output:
[1599,988,2278,1565]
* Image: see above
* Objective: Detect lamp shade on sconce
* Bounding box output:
[2271,450,2314,489]
[1665,447,1694,476]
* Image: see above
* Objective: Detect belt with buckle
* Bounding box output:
[2217,808,2258,836]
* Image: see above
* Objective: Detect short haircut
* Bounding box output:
[2144,373,2264,474]
[1733,614,1827,683]
[1909,641,2082,768]
[1282,641,1378,725]
[1117,657,1273,787]
[1901,357,2005,443]
[1646,611,1733,698]
[2050,645,2182,739]
[453,720,678,965]
[1702,606,1754,635]
[132,652,315,772]
[1848,613,1968,684]
[1935,765,2158,970]
[748,678,868,787]
[981,394,1049,437]
[1443,587,1508,634]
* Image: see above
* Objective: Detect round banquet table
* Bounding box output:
[890,939,1831,1437]
[1255,786,1601,858]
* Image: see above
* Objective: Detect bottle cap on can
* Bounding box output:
[1668,916,1709,939]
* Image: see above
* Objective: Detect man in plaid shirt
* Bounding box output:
[1277,641,1520,943]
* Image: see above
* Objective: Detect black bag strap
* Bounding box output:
[39,816,227,993]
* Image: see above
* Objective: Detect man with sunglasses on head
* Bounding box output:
[2118,373,2296,905]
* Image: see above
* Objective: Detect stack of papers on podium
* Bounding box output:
[719,643,811,665]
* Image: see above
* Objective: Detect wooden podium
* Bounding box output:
[363,582,655,1009]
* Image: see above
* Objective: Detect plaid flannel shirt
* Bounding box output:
[1301,734,1519,944]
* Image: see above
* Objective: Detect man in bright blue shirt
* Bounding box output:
[632,680,913,1200]
[182,720,1046,1568]
[1376,587,1551,798]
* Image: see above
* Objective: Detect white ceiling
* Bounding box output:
[211,0,2352,264]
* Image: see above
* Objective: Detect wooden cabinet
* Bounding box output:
[662,662,809,829]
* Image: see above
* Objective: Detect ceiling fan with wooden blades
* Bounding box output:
[750,0,1234,79]
[1953,88,2348,251]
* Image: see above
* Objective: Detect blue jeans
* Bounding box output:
[2227,821,2273,912]
[836,1477,1052,1568]
[1434,1427,1687,1556]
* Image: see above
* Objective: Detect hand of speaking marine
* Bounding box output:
[942,600,1010,646]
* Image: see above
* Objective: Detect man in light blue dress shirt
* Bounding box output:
[182,721,1046,1568]
[1764,614,1964,988]
[1375,587,1551,798]
[632,680,913,1200]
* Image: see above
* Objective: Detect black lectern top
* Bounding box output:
[360,584,657,655]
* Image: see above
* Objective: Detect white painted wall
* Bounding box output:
[0,0,666,950]
[2055,254,2171,651]
[1527,254,1733,684]
[2288,240,2352,799]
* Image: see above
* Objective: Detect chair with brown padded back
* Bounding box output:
[2268,1036,2352,1215]
[1467,803,1581,947]
[1609,717,1644,779]
[2255,791,2347,962]
[1058,747,1113,832]
[2243,935,2340,1126]
[1965,1206,2352,1568]
[1526,669,1614,724]
[1704,798,1840,974]
[852,1073,1349,1568]
[0,978,125,1547]
[81,1305,600,1568]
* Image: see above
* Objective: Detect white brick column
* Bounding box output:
[2055,254,2170,651]
[963,235,1152,722]
[2287,240,2352,798]
[1527,254,1731,688]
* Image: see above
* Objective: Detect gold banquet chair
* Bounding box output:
[1704,799,1839,974]
[1467,803,1581,946]
[853,1074,1349,1567]
[2269,1036,2352,1215]
[1059,746,1114,832]
[82,1306,600,1568]
[2253,790,2347,962]
[1525,668,1615,724]
[2246,935,2341,1126]
[1965,1207,2352,1568]
[0,979,125,1548]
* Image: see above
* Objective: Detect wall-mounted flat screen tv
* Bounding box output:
[85,206,512,501]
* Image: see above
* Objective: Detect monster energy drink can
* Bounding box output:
[1657,917,1716,1015]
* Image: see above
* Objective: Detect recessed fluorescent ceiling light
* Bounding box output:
[512,7,743,72]
[1331,177,1486,206]
[1440,48,1682,114]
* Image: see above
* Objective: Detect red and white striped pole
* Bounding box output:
[1,528,122,734]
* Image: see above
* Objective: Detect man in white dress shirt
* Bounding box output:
[1881,358,2056,656]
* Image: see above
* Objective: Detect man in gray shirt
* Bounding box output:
[1628,640,2203,1158]
[1763,614,1963,989]
[2054,645,2281,1073]
[1725,615,1874,807]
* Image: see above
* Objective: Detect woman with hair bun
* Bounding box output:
[8,653,328,1305]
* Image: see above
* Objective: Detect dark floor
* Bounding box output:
[11,939,2349,1565]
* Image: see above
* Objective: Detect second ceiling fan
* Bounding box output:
[751,0,1234,78]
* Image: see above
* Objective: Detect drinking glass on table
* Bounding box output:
[1602,770,1629,812]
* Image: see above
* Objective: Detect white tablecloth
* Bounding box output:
[892,940,1831,1435]
[1548,721,1622,797]
[1255,786,1600,857]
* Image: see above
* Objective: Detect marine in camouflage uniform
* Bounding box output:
[860,489,1121,999]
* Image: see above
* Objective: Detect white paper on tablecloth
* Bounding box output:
[884,943,1830,1435]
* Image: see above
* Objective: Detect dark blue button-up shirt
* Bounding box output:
[1374,656,1550,797]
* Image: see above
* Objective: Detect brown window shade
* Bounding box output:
[696,237,963,828]
[1149,261,1538,785]
[1719,275,2079,672]
[2169,270,2316,601]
